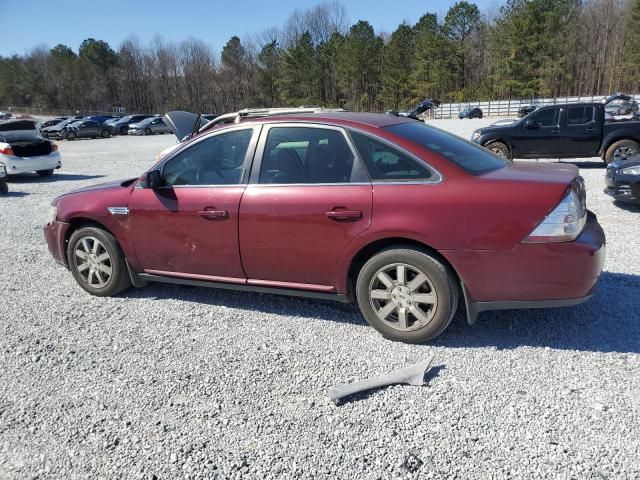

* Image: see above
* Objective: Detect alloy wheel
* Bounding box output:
[489,146,505,157]
[368,263,438,332]
[72,236,113,288]
[613,145,637,162]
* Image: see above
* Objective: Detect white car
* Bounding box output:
[0,119,62,177]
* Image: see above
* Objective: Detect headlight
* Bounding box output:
[471,131,481,141]
[621,165,640,175]
[47,206,58,224]
[0,164,6,178]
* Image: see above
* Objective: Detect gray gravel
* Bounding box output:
[1,123,639,479]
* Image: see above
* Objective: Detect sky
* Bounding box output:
[1,0,500,57]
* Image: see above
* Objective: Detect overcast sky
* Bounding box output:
[1,0,500,56]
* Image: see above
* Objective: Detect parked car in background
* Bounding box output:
[458,107,483,119]
[605,157,640,205]
[45,108,605,344]
[42,117,82,139]
[0,162,7,194]
[604,93,638,120]
[0,112,12,120]
[63,120,115,140]
[128,117,171,135]
[518,104,540,117]
[40,117,70,131]
[107,114,153,135]
[0,119,61,176]
[472,93,640,163]
[82,115,114,124]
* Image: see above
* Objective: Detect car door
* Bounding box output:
[127,126,259,281]
[513,107,562,157]
[239,124,372,290]
[562,105,600,157]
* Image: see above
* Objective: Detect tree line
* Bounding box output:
[1,0,639,115]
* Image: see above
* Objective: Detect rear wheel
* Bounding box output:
[37,169,54,177]
[67,227,132,297]
[485,141,511,160]
[356,247,458,343]
[101,129,111,138]
[144,127,152,136]
[605,139,639,164]
[0,180,8,195]
[66,131,77,141]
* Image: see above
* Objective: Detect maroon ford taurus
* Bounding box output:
[44,109,605,343]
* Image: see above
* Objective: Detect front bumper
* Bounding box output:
[446,211,606,305]
[604,171,640,204]
[129,129,144,135]
[44,220,70,267]
[2,151,62,175]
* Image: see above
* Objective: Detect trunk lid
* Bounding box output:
[163,111,201,142]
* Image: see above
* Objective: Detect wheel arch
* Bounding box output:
[63,217,117,264]
[599,134,640,157]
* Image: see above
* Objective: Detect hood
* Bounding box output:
[490,119,518,126]
[57,177,138,198]
[163,111,201,141]
[0,130,44,143]
[609,156,640,171]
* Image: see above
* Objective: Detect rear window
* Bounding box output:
[383,122,507,175]
[0,120,36,131]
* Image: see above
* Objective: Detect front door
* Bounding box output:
[239,125,372,290]
[128,127,258,281]
[514,107,562,157]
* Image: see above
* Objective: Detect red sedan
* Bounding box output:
[44,111,605,343]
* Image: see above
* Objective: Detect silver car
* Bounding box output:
[128,117,171,135]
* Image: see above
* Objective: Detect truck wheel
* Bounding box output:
[605,139,639,164]
[0,180,8,195]
[356,247,459,344]
[67,226,132,297]
[485,141,511,160]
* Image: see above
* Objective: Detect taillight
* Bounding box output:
[0,146,14,156]
[523,177,587,243]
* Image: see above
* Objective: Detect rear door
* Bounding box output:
[239,124,372,290]
[562,105,600,157]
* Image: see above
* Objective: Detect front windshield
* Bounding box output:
[384,122,507,174]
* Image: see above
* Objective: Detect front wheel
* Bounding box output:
[66,131,77,141]
[101,129,111,138]
[144,127,152,136]
[67,227,132,297]
[37,169,54,177]
[485,141,511,160]
[605,139,639,164]
[356,247,459,343]
[0,180,8,195]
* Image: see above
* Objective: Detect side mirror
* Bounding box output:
[524,120,540,129]
[141,169,163,189]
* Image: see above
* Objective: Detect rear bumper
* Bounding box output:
[44,220,70,267]
[446,211,605,306]
[2,151,62,174]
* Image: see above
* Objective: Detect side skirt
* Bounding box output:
[135,271,352,304]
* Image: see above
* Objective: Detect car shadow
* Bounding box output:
[8,173,105,183]
[0,191,29,197]
[555,160,606,169]
[612,200,640,212]
[122,271,639,354]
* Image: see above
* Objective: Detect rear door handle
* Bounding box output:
[325,209,363,221]
[584,128,596,133]
[550,129,560,134]
[198,209,228,220]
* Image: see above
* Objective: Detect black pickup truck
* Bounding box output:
[471,94,640,164]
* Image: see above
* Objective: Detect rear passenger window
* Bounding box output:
[567,106,595,125]
[259,127,365,184]
[350,131,433,181]
[163,129,253,186]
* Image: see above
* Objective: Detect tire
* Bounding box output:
[605,139,640,164]
[66,131,77,141]
[485,141,511,160]
[0,180,8,195]
[355,247,459,344]
[144,127,152,136]
[37,169,54,177]
[67,226,132,297]
[101,129,111,138]
[119,127,128,136]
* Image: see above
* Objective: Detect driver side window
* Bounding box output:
[163,129,253,186]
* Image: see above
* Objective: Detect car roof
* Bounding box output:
[237,112,416,129]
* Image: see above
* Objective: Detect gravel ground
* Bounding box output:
[0,121,638,479]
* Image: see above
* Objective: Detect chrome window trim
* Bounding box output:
[347,127,444,184]
[248,122,371,185]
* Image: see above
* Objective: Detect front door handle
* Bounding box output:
[550,129,560,134]
[198,208,228,220]
[584,128,596,133]
[325,209,363,221]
